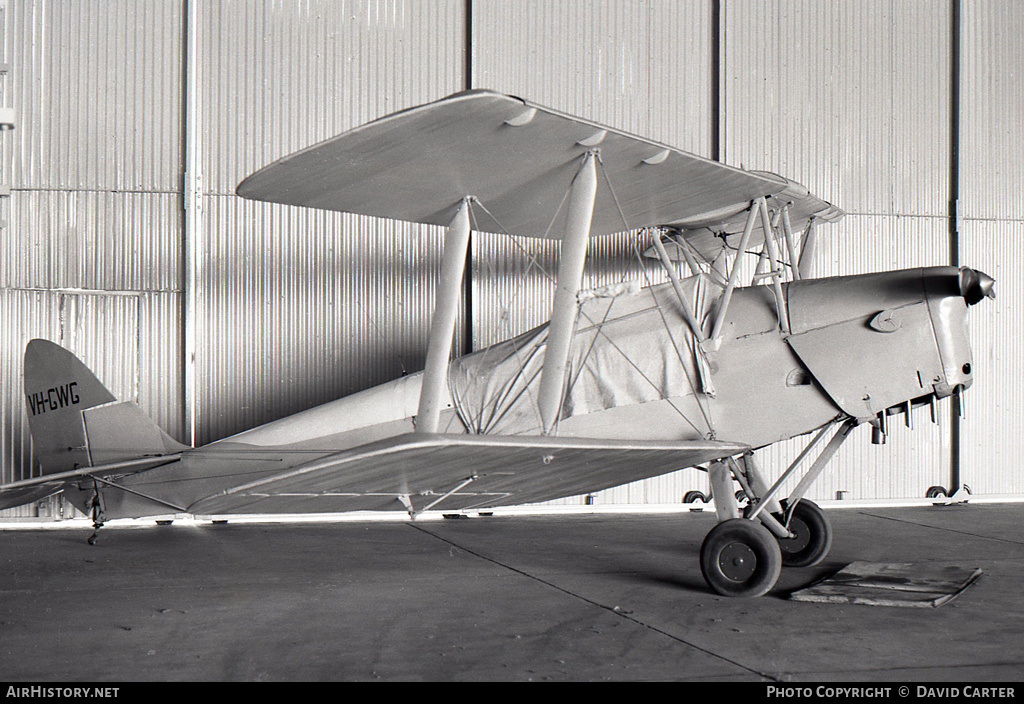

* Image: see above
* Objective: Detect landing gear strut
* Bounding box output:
[698,418,855,596]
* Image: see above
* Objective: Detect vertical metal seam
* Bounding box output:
[711,0,721,163]
[183,0,199,447]
[949,0,962,495]
[463,0,474,356]
[134,292,142,403]
[949,0,961,268]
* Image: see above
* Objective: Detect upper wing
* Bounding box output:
[236,90,807,239]
[187,433,747,515]
[661,176,844,262]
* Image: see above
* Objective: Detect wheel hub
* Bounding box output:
[719,542,757,581]
[779,516,810,554]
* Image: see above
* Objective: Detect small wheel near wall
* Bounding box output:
[700,518,782,597]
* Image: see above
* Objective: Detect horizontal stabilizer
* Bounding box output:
[5,339,186,513]
[82,401,187,466]
[0,481,68,512]
[0,454,183,511]
[188,432,748,516]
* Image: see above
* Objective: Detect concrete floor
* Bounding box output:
[2,502,1023,682]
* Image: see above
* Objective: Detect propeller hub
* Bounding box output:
[959,267,996,305]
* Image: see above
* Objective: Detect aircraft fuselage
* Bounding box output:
[68,266,981,519]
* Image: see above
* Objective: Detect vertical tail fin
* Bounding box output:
[23,339,185,475]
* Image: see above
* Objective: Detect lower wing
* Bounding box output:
[186,433,748,516]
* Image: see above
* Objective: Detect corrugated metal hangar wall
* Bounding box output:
[0,0,1020,518]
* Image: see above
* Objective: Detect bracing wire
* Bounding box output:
[566,157,716,437]
[466,198,561,433]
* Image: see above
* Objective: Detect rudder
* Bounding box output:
[23,339,185,475]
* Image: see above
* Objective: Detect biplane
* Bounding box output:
[0,90,994,597]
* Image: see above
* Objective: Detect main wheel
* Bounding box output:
[775,499,832,568]
[700,519,782,597]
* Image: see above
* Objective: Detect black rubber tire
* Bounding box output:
[926,486,947,499]
[683,490,708,504]
[775,499,832,568]
[700,519,782,597]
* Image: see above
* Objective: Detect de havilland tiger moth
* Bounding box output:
[0,90,994,597]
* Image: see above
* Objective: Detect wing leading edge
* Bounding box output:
[187,433,748,516]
